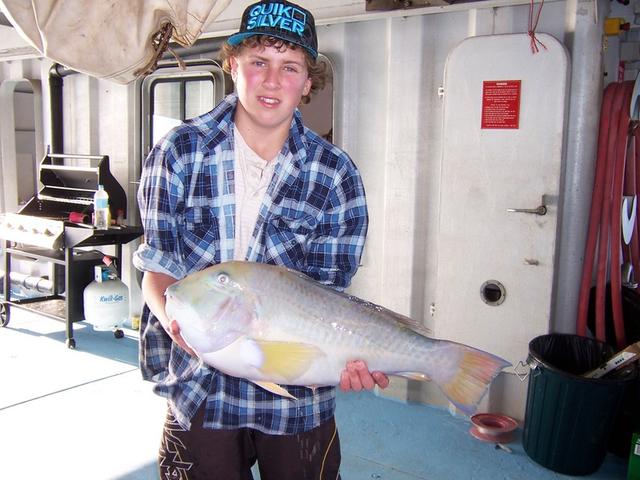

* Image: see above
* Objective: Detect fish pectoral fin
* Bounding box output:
[396,372,432,382]
[252,340,323,382]
[253,381,297,400]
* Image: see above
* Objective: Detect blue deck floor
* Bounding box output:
[0,309,630,479]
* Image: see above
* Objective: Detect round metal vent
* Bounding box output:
[480,280,506,306]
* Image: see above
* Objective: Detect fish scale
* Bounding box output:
[252,268,449,371]
[165,261,511,414]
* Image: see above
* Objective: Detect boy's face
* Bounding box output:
[231,41,312,135]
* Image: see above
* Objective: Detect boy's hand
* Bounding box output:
[340,360,389,392]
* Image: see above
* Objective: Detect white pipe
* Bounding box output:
[0,270,54,294]
[552,0,608,333]
[0,80,19,213]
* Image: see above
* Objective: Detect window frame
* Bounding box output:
[141,60,225,157]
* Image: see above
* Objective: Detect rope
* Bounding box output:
[528,0,547,54]
[133,23,186,78]
[319,421,339,480]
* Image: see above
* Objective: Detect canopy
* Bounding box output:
[0,0,231,83]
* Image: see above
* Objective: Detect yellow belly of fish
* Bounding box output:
[198,333,391,387]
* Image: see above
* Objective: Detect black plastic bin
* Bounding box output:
[522,334,636,476]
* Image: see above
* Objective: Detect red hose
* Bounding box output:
[576,83,616,337]
[577,81,636,348]
[594,83,624,343]
[609,83,632,348]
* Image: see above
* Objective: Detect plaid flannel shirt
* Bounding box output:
[133,93,368,434]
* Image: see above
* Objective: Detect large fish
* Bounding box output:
[165,261,510,414]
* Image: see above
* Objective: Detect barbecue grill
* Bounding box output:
[0,153,143,348]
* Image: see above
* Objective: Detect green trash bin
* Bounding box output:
[522,334,635,476]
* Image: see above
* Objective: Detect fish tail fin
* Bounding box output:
[435,345,510,416]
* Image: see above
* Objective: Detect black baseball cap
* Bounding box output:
[227,1,318,59]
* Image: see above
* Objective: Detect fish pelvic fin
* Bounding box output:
[252,381,298,400]
[397,372,432,382]
[253,340,324,382]
[437,347,510,416]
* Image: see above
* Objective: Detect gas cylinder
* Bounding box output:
[83,265,129,331]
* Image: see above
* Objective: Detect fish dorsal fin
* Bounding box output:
[390,313,433,337]
[252,381,297,400]
[287,267,316,282]
[281,267,340,293]
[250,340,324,382]
[346,297,433,337]
[279,267,433,338]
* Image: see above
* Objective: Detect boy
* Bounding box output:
[134,1,388,478]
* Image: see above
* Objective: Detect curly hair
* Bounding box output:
[220,36,327,105]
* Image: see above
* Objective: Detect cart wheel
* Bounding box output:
[0,303,9,327]
[114,329,124,339]
[66,338,76,349]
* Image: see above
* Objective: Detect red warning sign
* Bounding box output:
[481,80,521,129]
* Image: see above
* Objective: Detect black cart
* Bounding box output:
[0,153,142,348]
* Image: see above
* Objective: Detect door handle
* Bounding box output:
[507,205,547,215]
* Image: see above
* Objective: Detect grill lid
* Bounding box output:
[0,152,142,250]
[20,153,128,219]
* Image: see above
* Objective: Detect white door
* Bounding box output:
[435,33,569,366]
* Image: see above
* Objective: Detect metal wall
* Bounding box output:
[314,4,574,416]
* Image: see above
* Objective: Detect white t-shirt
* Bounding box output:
[233,125,278,260]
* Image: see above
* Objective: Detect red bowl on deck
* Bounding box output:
[469,413,518,443]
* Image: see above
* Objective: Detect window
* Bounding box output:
[139,60,226,159]
[149,77,215,146]
[0,78,43,213]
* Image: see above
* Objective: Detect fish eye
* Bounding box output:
[217,273,229,285]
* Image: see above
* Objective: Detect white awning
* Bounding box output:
[0,0,231,83]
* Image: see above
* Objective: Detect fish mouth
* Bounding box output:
[166,295,240,353]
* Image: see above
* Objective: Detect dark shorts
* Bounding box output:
[158,404,342,480]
